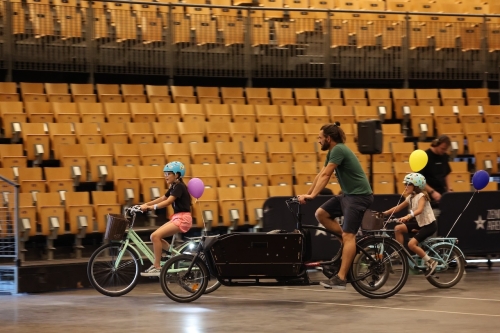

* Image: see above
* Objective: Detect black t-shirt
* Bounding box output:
[165,182,191,214]
[419,148,452,195]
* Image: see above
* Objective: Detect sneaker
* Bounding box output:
[319,275,347,290]
[425,259,438,277]
[141,265,161,277]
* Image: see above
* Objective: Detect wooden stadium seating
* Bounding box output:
[138,166,166,202]
[122,84,147,103]
[267,142,293,163]
[100,123,128,145]
[20,82,46,102]
[113,144,142,167]
[217,187,246,227]
[0,82,19,101]
[382,124,404,145]
[466,88,490,106]
[457,106,483,124]
[36,193,65,237]
[113,166,141,205]
[146,85,171,103]
[139,143,165,167]
[291,142,317,163]
[91,191,122,234]
[130,103,156,123]
[8,193,37,237]
[197,87,221,104]
[416,89,440,106]
[267,162,293,186]
[191,187,218,228]
[206,104,231,122]
[127,122,155,144]
[172,86,197,104]
[70,83,96,103]
[242,163,268,187]
[205,122,231,142]
[96,84,122,103]
[392,89,416,120]
[243,186,268,225]
[25,102,53,123]
[318,89,343,106]
[436,123,464,155]
[190,142,217,164]
[294,162,318,185]
[368,89,393,119]
[0,144,26,168]
[268,185,293,197]
[474,142,498,174]
[256,105,281,123]
[20,123,51,161]
[215,142,243,164]
[163,143,192,169]
[179,103,206,122]
[255,122,281,142]
[58,144,87,182]
[221,87,245,105]
[304,106,329,124]
[103,103,131,123]
[295,89,319,106]
[74,123,101,145]
[246,88,270,105]
[409,106,434,138]
[270,88,294,105]
[464,123,489,154]
[231,105,256,123]
[77,102,105,123]
[281,105,306,123]
[178,121,205,143]
[330,105,356,124]
[229,122,255,143]
[440,89,465,106]
[483,106,500,124]
[45,83,71,102]
[391,142,414,163]
[215,164,243,188]
[85,144,115,182]
[280,123,306,142]
[44,166,75,195]
[18,167,46,194]
[48,123,76,159]
[154,103,181,123]
[51,102,80,123]
[344,89,367,106]
[65,191,94,235]
[433,106,458,127]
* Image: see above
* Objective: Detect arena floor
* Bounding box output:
[2,267,500,333]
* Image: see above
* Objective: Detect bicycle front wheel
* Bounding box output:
[160,254,209,303]
[87,242,140,297]
[350,237,409,299]
[176,240,221,294]
[426,244,465,288]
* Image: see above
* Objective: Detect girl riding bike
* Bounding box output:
[382,173,438,277]
[140,161,192,276]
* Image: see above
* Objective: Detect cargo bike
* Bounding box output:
[159,197,412,302]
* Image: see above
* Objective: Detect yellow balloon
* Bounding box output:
[409,149,428,172]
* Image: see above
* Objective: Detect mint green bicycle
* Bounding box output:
[87,206,221,297]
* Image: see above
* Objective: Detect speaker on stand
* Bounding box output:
[357,119,383,188]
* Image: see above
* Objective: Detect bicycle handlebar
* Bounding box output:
[125,205,144,215]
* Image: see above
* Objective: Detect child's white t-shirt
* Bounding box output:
[405,193,435,227]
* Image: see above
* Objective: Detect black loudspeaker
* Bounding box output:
[357,119,383,154]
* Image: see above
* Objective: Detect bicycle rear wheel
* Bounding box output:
[160,254,209,303]
[350,237,409,299]
[87,242,140,297]
[426,244,465,288]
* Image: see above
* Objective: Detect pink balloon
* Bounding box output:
[187,178,205,199]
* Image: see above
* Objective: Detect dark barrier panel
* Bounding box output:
[262,195,406,261]
[439,192,500,256]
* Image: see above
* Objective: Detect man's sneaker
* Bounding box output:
[319,275,347,290]
[141,265,161,277]
[425,259,438,277]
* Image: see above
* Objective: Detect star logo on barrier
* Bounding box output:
[475,215,486,230]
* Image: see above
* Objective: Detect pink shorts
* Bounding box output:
[170,212,192,233]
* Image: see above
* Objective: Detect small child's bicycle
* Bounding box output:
[358,212,466,289]
[87,206,221,297]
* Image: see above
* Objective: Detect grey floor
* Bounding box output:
[1,267,500,333]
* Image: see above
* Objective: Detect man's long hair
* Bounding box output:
[321,122,346,143]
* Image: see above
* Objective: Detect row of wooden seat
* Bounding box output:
[7,1,500,50]
[0,83,489,109]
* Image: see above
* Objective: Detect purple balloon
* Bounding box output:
[472,170,490,191]
[187,178,205,199]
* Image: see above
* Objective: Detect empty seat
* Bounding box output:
[85,144,115,182]
[45,83,71,102]
[146,85,171,103]
[103,103,131,123]
[318,89,343,106]
[180,103,206,122]
[113,166,141,205]
[221,87,245,105]
[464,123,489,154]
[25,102,53,123]
[190,164,217,189]
[164,143,192,169]
[231,105,256,123]
[0,101,26,138]
[270,88,294,105]
[242,163,268,187]
[0,144,26,168]
[178,121,205,143]
[130,103,156,123]
[416,89,440,106]
[58,144,87,182]
[458,106,483,124]
[74,123,101,145]
[243,186,268,225]
[291,142,317,163]
[294,162,318,185]
[191,187,218,228]
[295,88,319,106]
[246,88,270,105]
[190,142,217,164]
[77,102,105,123]
[100,123,128,145]
[154,103,181,123]
[36,193,65,238]
[51,102,80,123]
[268,185,293,197]
[215,142,243,164]
[138,166,166,202]
[205,122,231,142]
[20,82,46,102]
[122,84,147,103]
[215,164,243,188]
[171,86,197,104]
[97,84,122,103]
[382,124,404,145]
[91,191,122,234]
[391,142,414,163]
[304,106,330,124]
[206,104,231,122]
[217,187,246,227]
[48,123,77,159]
[114,144,141,167]
[255,105,281,123]
[230,122,255,143]
[20,123,50,161]
[0,82,19,102]
[392,89,416,119]
[267,142,293,163]
[281,105,305,123]
[44,167,74,195]
[343,89,367,106]
[197,87,220,104]
[255,122,281,142]
[70,83,96,103]
[474,142,498,174]
[409,106,434,138]
[65,191,94,237]
[280,123,306,142]
[267,162,293,186]
[126,122,155,144]
[367,89,393,119]
[330,106,356,124]
[440,89,465,106]
[466,88,490,106]
[18,167,46,194]
[139,143,166,166]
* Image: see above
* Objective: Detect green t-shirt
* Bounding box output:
[324,143,372,195]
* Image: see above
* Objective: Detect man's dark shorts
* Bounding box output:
[405,220,437,243]
[319,194,374,234]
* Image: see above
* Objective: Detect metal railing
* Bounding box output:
[0,0,499,86]
[0,175,19,295]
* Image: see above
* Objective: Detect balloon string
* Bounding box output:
[383,183,409,229]
[445,191,476,238]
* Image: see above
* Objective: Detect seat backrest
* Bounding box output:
[36,192,62,207]
[44,167,72,180]
[65,191,90,206]
[97,84,120,96]
[18,167,43,180]
[113,165,139,179]
[121,84,144,95]
[92,191,119,205]
[138,165,164,179]
[85,143,112,156]
[171,86,194,97]
[100,123,127,135]
[71,83,94,95]
[77,102,103,114]
[243,186,268,199]
[217,186,243,200]
[197,86,219,97]
[114,143,140,156]
[146,85,169,96]
[75,123,100,135]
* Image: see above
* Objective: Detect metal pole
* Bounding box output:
[4,0,14,82]
[167,5,174,86]
[402,13,410,88]
[481,15,488,88]
[244,9,253,87]
[14,185,19,294]
[324,11,332,88]
[85,1,96,84]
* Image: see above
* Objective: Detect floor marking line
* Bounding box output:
[201,295,500,318]
[245,286,500,303]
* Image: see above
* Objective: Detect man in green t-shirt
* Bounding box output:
[298,122,373,290]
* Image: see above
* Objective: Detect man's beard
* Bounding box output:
[320,142,330,151]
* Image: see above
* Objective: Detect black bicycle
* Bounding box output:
[159,197,410,302]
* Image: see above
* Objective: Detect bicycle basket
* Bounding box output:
[361,209,385,230]
[104,214,129,240]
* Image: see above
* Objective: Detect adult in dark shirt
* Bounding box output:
[139,161,192,276]
[419,135,452,204]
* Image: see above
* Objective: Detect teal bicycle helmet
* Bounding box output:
[163,161,186,178]
[403,173,426,190]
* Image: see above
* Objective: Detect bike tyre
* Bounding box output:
[426,244,465,289]
[87,242,140,297]
[175,240,222,294]
[349,237,409,299]
[160,254,209,303]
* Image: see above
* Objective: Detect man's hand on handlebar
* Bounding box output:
[297,194,313,205]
